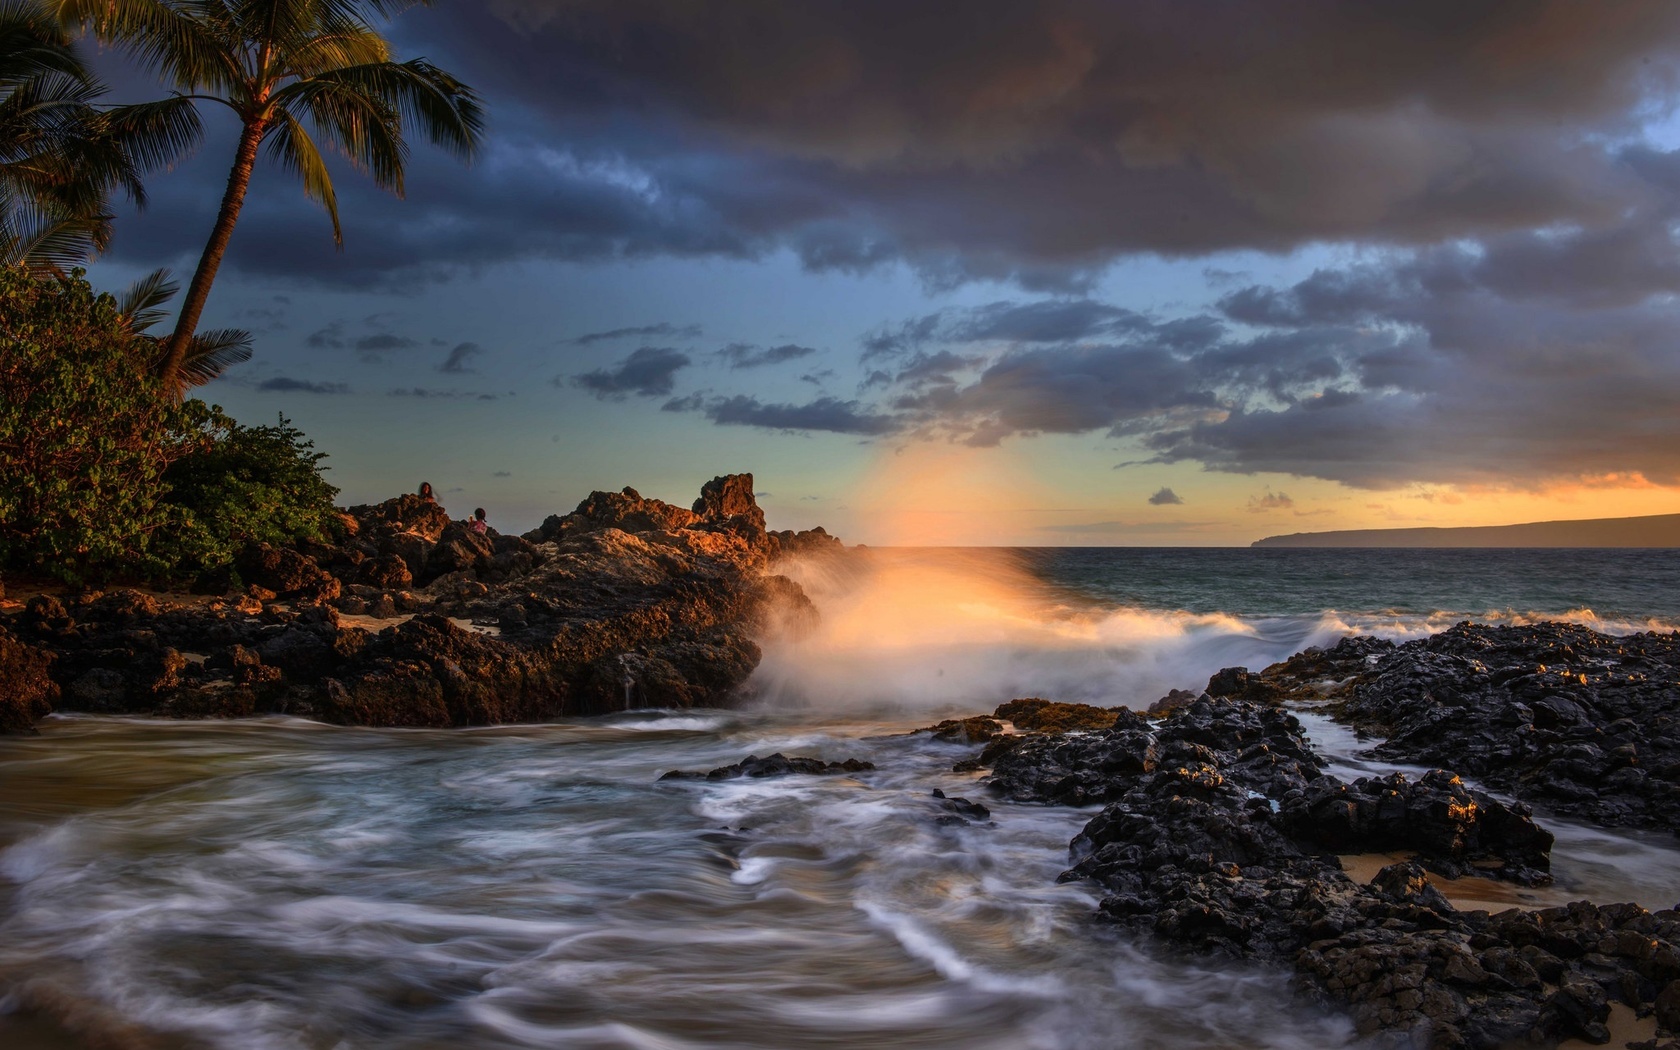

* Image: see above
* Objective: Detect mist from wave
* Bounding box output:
[751,547,1680,715]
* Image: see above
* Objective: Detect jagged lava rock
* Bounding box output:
[659,752,874,781]
[1258,623,1680,836]
[975,696,1679,1049]
[0,627,58,732]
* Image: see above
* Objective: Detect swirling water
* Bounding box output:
[3,547,1679,1048]
[0,715,1363,1050]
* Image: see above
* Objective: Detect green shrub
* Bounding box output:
[0,266,176,582]
[153,401,341,575]
[1,266,339,584]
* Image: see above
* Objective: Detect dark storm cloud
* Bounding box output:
[569,346,691,399]
[572,322,702,345]
[1148,487,1184,506]
[258,377,350,394]
[785,188,1680,486]
[396,0,1680,286]
[439,342,485,373]
[716,343,820,369]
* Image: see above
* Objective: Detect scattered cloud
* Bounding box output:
[258,377,350,394]
[356,333,418,354]
[439,341,484,374]
[717,342,820,369]
[493,470,512,477]
[571,322,702,345]
[699,395,898,435]
[1148,487,1184,506]
[388,387,500,399]
[569,346,692,399]
[1248,491,1295,513]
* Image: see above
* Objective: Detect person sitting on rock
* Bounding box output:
[470,507,489,535]
[418,481,435,501]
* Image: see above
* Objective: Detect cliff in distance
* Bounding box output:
[1253,512,1680,548]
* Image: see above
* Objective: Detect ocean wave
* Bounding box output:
[753,548,1678,714]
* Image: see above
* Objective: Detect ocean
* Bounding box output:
[2,547,1678,1049]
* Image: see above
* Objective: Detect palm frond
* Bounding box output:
[98,94,204,174]
[263,109,340,241]
[306,57,484,161]
[56,0,244,95]
[0,203,105,270]
[119,266,177,331]
[177,325,253,387]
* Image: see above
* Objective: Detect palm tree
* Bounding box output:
[56,0,485,394]
[120,265,252,387]
[1,0,197,269]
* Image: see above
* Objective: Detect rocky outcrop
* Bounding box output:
[965,696,1679,1049]
[0,626,58,732]
[7,474,836,727]
[994,697,1125,733]
[525,486,699,544]
[1248,623,1680,836]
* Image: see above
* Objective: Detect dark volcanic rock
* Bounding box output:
[1265,623,1680,836]
[347,493,452,542]
[522,485,698,544]
[766,525,843,562]
[658,752,875,781]
[236,543,339,602]
[0,628,58,732]
[919,716,1006,743]
[14,476,832,726]
[1281,769,1554,883]
[982,696,1680,1050]
[930,787,991,824]
[692,473,766,534]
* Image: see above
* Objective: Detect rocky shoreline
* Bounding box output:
[5,517,1678,1048]
[0,473,838,731]
[924,621,1680,1049]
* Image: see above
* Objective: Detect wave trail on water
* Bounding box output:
[752,547,1679,716]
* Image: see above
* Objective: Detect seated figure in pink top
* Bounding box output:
[470,507,489,535]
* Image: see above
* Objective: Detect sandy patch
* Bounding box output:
[1338,852,1576,912]
[334,613,499,637]
[1557,1003,1658,1049]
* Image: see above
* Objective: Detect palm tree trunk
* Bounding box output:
[161,117,266,395]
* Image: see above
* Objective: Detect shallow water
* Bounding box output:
[0,713,1367,1050]
[6,547,1679,1047]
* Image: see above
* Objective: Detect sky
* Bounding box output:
[77,0,1680,545]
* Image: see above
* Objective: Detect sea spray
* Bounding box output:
[751,547,1680,715]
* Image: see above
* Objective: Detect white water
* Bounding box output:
[754,548,1675,716]
[0,715,1365,1049]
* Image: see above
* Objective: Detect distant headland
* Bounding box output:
[1252,512,1680,548]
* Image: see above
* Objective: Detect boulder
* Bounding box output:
[0,631,58,732]
[236,543,338,601]
[356,553,413,590]
[348,493,452,542]
[659,752,875,781]
[423,520,495,581]
[994,697,1126,733]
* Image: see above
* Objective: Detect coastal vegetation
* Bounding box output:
[0,265,338,584]
[2,0,481,584]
